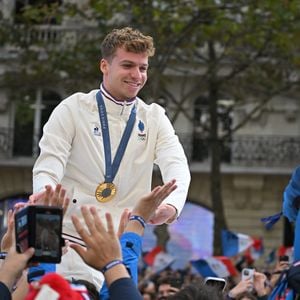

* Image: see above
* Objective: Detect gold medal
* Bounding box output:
[95,182,117,203]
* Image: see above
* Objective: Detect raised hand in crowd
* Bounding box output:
[0,246,34,295]
[29,184,70,213]
[71,207,125,286]
[228,271,269,299]
[70,180,177,299]
[147,179,177,225]
[126,179,177,235]
[1,209,14,253]
[0,210,34,298]
[253,271,269,298]
[228,277,254,299]
[269,257,290,291]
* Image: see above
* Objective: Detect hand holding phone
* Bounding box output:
[15,205,63,263]
[241,268,254,292]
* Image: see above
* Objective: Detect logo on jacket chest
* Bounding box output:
[137,120,147,141]
[93,123,101,136]
[92,121,146,141]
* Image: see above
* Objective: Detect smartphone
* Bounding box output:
[242,268,254,291]
[204,277,227,292]
[15,205,63,263]
[279,255,289,262]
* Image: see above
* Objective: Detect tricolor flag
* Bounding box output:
[152,252,175,273]
[191,256,238,278]
[245,237,264,263]
[143,246,163,266]
[143,246,175,273]
[221,229,254,257]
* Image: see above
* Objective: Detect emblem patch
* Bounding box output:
[93,123,101,136]
[137,120,146,141]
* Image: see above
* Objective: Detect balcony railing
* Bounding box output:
[231,135,300,167]
[11,24,100,49]
[180,133,300,167]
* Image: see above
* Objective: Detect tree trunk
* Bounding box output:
[208,41,228,255]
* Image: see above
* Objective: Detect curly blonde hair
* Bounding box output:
[101,27,155,60]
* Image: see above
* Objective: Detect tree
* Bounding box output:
[119,0,300,254]
[1,0,300,254]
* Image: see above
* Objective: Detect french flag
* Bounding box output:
[245,237,264,263]
[191,256,237,278]
[221,229,254,257]
[144,246,163,266]
[143,246,175,273]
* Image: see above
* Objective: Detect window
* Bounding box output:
[13,88,62,157]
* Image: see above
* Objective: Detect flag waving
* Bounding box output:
[222,229,254,257]
[191,256,237,278]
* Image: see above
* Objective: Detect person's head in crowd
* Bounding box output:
[142,291,156,300]
[235,291,256,300]
[139,279,156,299]
[157,275,183,300]
[167,282,223,300]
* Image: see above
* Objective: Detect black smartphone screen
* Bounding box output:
[34,211,62,262]
[15,206,63,263]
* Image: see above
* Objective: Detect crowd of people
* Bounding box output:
[0,182,299,299]
[1,26,300,300]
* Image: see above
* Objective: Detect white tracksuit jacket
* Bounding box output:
[32,87,190,286]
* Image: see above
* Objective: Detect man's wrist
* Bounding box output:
[165,204,178,224]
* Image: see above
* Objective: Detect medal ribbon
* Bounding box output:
[96,91,136,183]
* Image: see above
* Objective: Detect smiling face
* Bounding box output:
[100,47,149,101]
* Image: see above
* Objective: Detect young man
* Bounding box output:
[31,27,190,287]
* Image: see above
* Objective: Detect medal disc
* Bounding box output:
[95,182,116,203]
